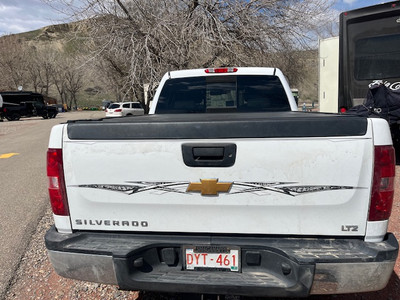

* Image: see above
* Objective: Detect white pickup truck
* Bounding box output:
[45,67,398,297]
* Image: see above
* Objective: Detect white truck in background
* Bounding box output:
[45,67,398,298]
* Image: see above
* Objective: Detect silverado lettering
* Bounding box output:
[75,219,148,227]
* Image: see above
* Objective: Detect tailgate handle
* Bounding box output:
[182,143,237,167]
[193,147,224,160]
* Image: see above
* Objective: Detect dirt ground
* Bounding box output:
[4,168,400,300]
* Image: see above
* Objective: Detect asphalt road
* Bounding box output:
[0,111,104,299]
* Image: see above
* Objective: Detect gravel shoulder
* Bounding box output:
[5,169,400,300]
[5,207,140,300]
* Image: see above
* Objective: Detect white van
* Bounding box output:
[105,102,144,117]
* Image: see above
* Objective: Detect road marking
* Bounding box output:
[0,153,19,159]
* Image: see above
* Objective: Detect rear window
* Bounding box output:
[155,75,290,113]
[109,104,121,109]
[354,34,400,80]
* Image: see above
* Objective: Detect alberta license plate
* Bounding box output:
[184,246,240,272]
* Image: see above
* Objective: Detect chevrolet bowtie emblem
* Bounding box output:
[187,179,233,196]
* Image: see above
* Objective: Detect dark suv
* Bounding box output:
[0,91,58,121]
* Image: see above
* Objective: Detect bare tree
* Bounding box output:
[25,46,57,95]
[51,57,68,107]
[0,35,29,90]
[39,51,56,96]
[64,57,84,110]
[44,0,337,108]
[26,56,42,93]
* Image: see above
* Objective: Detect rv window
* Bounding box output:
[354,34,400,80]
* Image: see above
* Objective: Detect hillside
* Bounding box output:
[1,22,113,108]
[3,22,319,108]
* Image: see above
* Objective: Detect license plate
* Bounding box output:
[184,246,240,272]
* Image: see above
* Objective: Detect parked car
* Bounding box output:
[105,102,144,117]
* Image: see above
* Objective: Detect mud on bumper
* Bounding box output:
[45,226,398,297]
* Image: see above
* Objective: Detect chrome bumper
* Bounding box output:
[45,227,398,296]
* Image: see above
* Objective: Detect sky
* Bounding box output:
[334,0,397,10]
[0,0,67,35]
[0,0,397,35]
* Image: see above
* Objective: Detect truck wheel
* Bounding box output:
[10,113,20,121]
[42,114,49,119]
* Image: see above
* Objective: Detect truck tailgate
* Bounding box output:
[63,112,372,236]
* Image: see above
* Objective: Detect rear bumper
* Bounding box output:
[105,113,122,117]
[45,226,398,297]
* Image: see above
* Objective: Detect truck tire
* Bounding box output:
[10,113,20,121]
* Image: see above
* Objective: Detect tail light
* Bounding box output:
[47,148,69,216]
[105,109,108,112]
[114,109,122,112]
[205,67,238,73]
[368,145,395,221]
